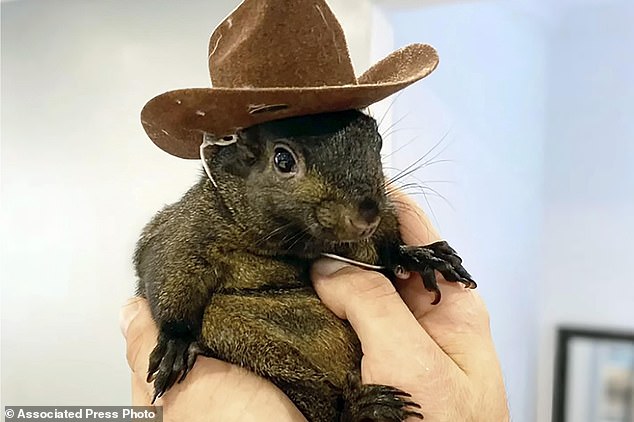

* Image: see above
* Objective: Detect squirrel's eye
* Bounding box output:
[274,147,297,174]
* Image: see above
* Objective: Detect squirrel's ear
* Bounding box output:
[224,129,262,177]
[234,129,261,163]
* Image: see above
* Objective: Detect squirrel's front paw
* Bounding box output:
[341,374,423,422]
[147,332,206,403]
[397,240,476,305]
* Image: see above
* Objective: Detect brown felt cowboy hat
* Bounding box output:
[141,0,439,159]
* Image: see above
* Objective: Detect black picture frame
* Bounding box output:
[552,327,634,422]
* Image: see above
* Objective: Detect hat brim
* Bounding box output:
[141,44,438,159]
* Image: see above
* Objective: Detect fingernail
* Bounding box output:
[119,298,141,337]
[313,258,352,277]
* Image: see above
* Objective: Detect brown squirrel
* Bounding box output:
[134,109,476,422]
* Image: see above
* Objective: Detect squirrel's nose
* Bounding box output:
[345,198,381,238]
[358,197,380,224]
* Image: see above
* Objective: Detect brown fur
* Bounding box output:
[134,110,474,421]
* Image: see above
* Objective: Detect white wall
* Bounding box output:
[0,0,391,406]
[537,2,634,421]
[385,3,547,422]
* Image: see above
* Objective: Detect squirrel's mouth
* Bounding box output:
[314,200,382,243]
[328,224,378,243]
[273,219,378,259]
[309,217,381,244]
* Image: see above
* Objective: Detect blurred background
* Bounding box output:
[1,0,633,421]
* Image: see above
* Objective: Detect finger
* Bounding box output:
[311,259,456,371]
[120,298,158,377]
[397,273,493,338]
[390,193,497,374]
[391,190,465,310]
[161,361,308,421]
[395,264,496,374]
[121,300,308,421]
[392,191,481,321]
[419,292,500,379]
[394,273,488,329]
[396,275,497,379]
[131,373,153,406]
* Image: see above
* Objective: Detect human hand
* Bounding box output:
[120,298,307,422]
[310,192,510,421]
[121,193,508,422]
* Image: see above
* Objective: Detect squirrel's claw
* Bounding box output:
[178,342,205,383]
[147,334,204,403]
[341,373,424,421]
[397,241,476,304]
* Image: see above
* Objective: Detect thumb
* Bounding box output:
[311,259,398,320]
[311,259,451,368]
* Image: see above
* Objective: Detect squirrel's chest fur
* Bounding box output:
[135,184,368,396]
[214,250,308,291]
[213,242,380,291]
[203,241,364,387]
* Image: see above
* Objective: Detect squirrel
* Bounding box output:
[134,109,476,422]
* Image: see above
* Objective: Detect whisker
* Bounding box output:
[386,159,454,187]
[281,228,304,245]
[384,131,451,186]
[380,112,410,140]
[377,91,405,130]
[286,226,313,252]
[389,183,455,211]
[388,178,454,205]
[418,186,455,211]
[388,199,418,216]
[382,134,420,160]
[381,126,425,141]
[385,181,423,196]
[416,180,455,185]
[417,185,440,227]
[254,222,296,246]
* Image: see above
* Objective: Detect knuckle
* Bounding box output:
[473,293,490,320]
[349,272,397,301]
[466,291,491,330]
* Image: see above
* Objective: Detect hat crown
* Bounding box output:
[208,0,357,88]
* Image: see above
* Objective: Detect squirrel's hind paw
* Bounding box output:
[147,334,206,403]
[340,373,424,422]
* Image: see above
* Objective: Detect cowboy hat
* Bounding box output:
[141,0,439,159]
